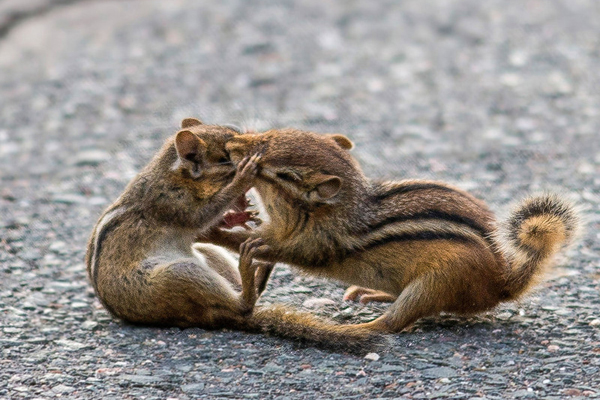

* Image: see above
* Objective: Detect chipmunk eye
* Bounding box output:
[217,151,231,164]
[276,171,299,182]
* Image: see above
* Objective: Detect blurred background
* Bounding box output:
[2,1,599,195]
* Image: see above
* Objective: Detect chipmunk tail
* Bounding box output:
[496,193,583,300]
[248,304,389,352]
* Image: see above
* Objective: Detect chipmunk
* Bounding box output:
[204,128,582,333]
[86,119,381,348]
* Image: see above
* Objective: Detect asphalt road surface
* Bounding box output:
[1,0,599,399]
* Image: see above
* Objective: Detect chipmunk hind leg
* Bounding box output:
[141,258,251,329]
[356,256,507,332]
[193,242,275,296]
[193,243,242,287]
[353,272,446,333]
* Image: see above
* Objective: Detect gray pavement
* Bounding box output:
[1,0,599,399]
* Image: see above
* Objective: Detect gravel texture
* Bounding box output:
[1,0,599,399]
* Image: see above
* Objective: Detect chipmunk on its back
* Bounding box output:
[85,120,383,349]
[207,128,581,333]
[86,118,265,328]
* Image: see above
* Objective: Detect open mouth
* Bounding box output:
[219,192,261,230]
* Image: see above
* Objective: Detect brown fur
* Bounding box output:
[204,128,581,333]
[86,120,382,349]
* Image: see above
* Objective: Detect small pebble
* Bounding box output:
[81,321,98,330]
[496,312,513,321]
[302,298,336,308]
[364,353,380,361]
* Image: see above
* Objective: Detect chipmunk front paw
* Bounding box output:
[232,153,262,191]
[238,238,264,280]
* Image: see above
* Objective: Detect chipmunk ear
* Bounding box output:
[308,174,342,201]
[175,130,206,164]
[180,117,203,128]
[326,134,354,150]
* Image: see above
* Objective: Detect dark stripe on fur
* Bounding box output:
[373,182,460,201]
[298,209,310,232]
[91,218,121,291]
[369,210,490,236]
[352,231,477,254]
[368,210,490,238]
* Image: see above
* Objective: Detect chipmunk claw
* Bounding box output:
[239,238,264,266]
[253,244,271,258]
[233,153,262,190]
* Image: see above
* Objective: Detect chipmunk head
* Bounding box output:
[172,117,239,183]
[226,128,364,206]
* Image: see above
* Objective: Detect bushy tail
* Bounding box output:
[246,304,385,352]
[496,193,582,299]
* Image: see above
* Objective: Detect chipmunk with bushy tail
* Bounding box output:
[86,119,382,349]
[205,128,582,333]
